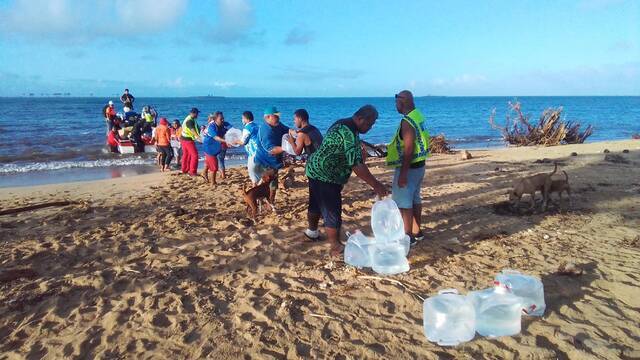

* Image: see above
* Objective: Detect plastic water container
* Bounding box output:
[495,270,546,316]
[371,199,404,241]
[468,285,522,337]
[281,134,296,155]
[371,243,409,275]
[386,234,410,256]
[423,289,476,346]
[344,231,376,268]
[224,128,243,147]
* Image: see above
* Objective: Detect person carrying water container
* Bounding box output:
[286,108,323,159]
[180,108,201,176]
[304,105,388,256]
[239,111,260,185]
[386,90,430,246]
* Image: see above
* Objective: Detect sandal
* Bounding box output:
[304,229,322,242]
[413,230,426,242]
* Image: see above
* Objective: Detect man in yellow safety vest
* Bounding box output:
[385,90,430,246]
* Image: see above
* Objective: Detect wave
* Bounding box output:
[0,157,156,174]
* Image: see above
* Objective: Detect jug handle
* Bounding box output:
[438,289,459,295]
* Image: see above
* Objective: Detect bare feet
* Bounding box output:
[329,242,344,257]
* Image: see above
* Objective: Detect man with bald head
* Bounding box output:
[386,90,431,245]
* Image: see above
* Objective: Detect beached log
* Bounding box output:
[489,102,593,146]
[0,201,76,216]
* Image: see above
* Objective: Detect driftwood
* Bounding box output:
[0,201,75,216]
[430,134,453,154]
[361,140,387,158]
[489,101,593,146]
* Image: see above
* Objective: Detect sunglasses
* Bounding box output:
[395,94,405,99]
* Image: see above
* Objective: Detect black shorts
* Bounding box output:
[308,177,343,229]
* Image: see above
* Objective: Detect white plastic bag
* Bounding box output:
[224,128,243,147]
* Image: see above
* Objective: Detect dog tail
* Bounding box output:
[562,170,568,182]
[550,162,558,176]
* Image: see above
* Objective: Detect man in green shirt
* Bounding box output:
[305,105,388,256]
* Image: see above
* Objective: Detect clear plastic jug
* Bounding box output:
[495,270,546,316]
[387,234,410,256]
[371,199,405,241]
[468,285,522,337]
[281,134,296,155]
[224,128,243,147]
[343,231,376,268]
[371,243,409,275]
[423,289,476,346]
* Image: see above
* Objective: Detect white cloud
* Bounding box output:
[0,0,188,43]
[205,0,256,44]
[165,77,185,88]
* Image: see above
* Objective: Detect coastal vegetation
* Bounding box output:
[489,102,593,146]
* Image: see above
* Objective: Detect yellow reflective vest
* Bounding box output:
[181,115,200,140]
[385,108,430,167]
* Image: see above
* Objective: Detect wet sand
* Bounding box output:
[1,140,639,359]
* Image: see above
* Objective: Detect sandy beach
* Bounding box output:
[1,139,639,359]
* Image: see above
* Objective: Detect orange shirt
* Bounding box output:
[155,125,171,146]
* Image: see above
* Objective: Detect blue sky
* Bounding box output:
[0,0,638,97]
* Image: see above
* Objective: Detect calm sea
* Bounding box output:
[0,96,638,187]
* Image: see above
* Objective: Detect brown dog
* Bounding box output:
[549,170,571,206]
[242,169,276,218]
[509,163,557,210]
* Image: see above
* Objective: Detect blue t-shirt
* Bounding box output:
[203,122,221,156]
[255,121,290,169]
[242,121,259,158]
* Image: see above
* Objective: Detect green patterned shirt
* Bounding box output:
[305,119,363,185]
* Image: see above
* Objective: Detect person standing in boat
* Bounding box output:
[120,89,135,110]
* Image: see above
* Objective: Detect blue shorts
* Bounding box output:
[308,177,343,229]
[392,166,425,208]
[217,147,227,170]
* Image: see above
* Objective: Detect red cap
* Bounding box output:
[159,117,168,126]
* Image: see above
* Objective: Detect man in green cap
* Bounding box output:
[254,106,290,203]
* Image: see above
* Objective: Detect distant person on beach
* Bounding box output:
[386,90,430,245]
[240,111,260,185]
[254,106,290,203]
[120,89,135,109]
[180,108,201,176]
[103,100,117,135]
[305,105,388,256]
[170,119,182,167]
[201,113,226,186]
[212,111,232,180]
[153,118,173,171]
[287,108,323,158]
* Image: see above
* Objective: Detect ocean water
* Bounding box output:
[0,96,638,187]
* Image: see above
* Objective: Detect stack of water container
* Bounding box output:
[423,270,546,346]
[344,199,410,275]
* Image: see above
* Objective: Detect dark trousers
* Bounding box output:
[158,145,173,166]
